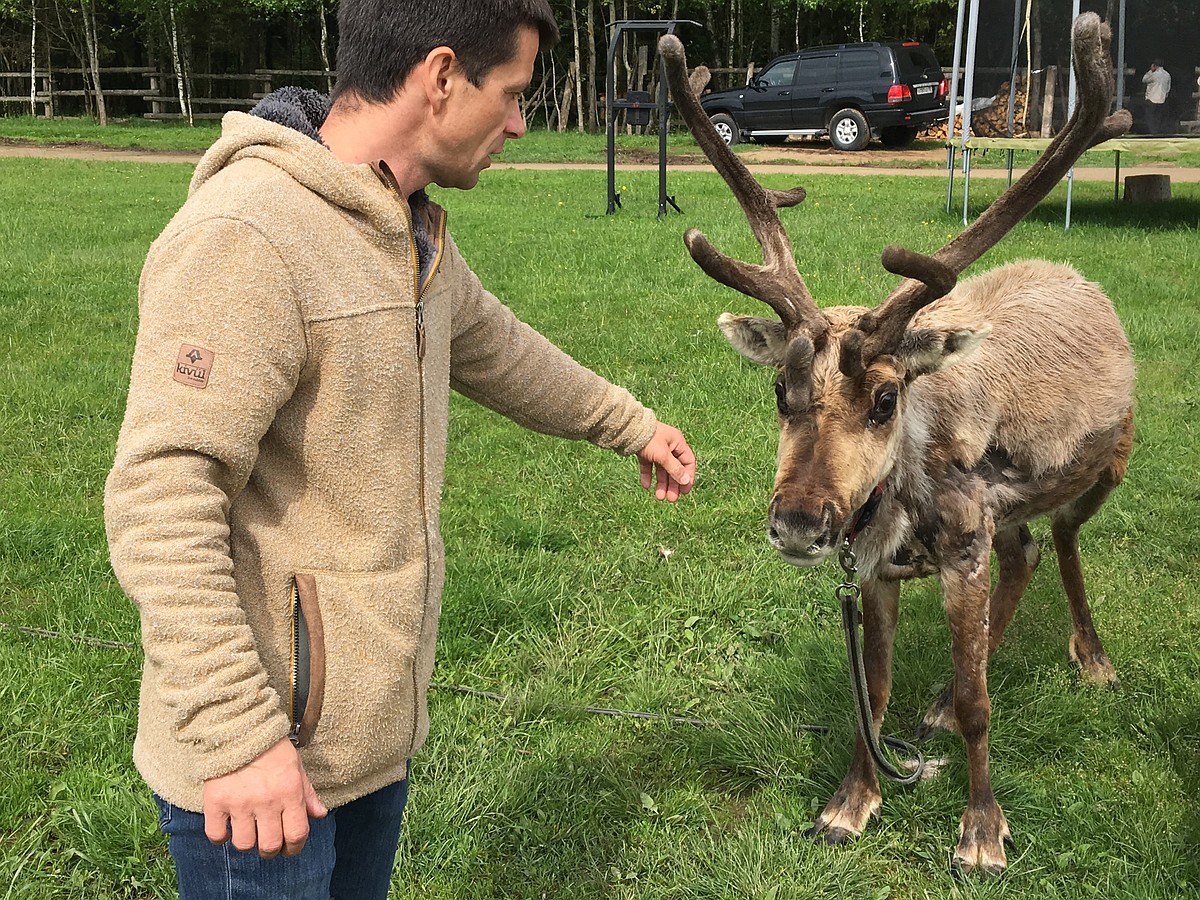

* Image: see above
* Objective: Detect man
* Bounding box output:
[1142,59,1171,134]
[104,2,696,897]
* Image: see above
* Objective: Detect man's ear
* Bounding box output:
[896,324,992,377]
[420,46,458,109]
[717,313,787,367]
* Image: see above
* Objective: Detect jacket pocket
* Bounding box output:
[289,573,326,748]
[289,564,428,775]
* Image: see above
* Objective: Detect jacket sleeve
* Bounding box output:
[444,237,658,456]
[104,217,307,780]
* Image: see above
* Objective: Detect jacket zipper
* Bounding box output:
[288,578,302,744]
[377,159,447,754]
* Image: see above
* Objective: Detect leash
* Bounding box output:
[836,483,926,785]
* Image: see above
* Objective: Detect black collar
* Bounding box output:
[845,481,886,545]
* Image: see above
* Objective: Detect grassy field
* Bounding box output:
[4,114,1200,169]
[1,155,1198,899]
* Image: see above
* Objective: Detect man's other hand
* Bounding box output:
[202,737,328,858]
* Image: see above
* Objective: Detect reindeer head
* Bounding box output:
[659,14,1129,567]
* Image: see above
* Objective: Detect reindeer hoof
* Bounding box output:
[1069,638,1119,688]
[804,784,879,846]
[804,823,856,845]
[952,805,1012,877]
[951,858,1006,881]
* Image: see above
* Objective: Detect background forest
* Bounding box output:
[0,2,1196,131]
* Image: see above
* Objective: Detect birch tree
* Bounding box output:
[79,0,106,124]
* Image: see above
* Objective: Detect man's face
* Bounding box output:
[430,25,538,190]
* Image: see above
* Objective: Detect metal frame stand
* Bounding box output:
[605,19,700,217]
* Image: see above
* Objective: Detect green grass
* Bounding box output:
[2,157,1199,899]
[6,114,1199,169]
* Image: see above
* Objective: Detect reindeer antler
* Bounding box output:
[840,12,1131,375]
[658,35,827,338]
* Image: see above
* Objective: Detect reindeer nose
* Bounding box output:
[768,495,838,559]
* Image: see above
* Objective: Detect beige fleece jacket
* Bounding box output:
[104,111,657,812]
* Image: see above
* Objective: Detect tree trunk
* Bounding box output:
[318,0,332,93]
[727,0,735,71]
[769,0,780,56]
[585,0,598,131]
[168,2,192,125]
[81,0,107,125]
[1123,174,1171,203]
[1040,63,1056,137]
[30,0,37,115]
[558,62,576,133]
[569,0,583,132]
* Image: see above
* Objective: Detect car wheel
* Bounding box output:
[828,108,869,152]
[880,125,918,149]
[709,113,739,146]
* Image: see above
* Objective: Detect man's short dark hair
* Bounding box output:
[332,0,559,104]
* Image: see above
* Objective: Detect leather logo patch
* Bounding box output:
[174,344,215,388]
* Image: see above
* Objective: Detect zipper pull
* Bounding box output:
[415,300,426,359]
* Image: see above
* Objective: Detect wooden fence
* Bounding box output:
[0,66,334,119]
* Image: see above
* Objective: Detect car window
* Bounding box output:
[757,60,798,87]
[795,55,837,84]
[895,46,940,77]
[838,48,884,81]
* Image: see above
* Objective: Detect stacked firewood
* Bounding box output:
[921,81,1030,140]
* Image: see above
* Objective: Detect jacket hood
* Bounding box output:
[189,87,412,239]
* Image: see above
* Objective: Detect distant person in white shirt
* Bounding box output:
[1141,60,1171,134]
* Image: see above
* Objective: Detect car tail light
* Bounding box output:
[887,84,912,104]
[938,78,948,98]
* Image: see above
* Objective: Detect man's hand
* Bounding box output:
[637,424,696,502]
[203,737,328,859]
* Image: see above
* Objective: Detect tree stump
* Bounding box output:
[1124,174,1172,204]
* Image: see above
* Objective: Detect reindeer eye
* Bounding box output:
[869,388,898,427]
[774,376,789,415]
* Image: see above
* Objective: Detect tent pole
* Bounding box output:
[945,0,969,213]
[1115,0,1127,111]
[961,0,982,224]
[1065,0,1081,230]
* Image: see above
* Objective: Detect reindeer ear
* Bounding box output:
[718,313,788,367]
[896,324,992,376]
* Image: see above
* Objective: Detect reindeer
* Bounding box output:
[659,14,1134,876]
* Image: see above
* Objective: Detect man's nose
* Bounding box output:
[507,105,527,139]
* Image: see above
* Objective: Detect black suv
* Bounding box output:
[699,41,947,151]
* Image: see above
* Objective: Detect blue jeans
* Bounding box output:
[154,775,409,900]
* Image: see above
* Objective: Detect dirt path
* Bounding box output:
[3,138,1199,181]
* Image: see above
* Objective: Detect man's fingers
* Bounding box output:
[203,809,230,845]
[256,814,285,859]
[229,810,260,853]
[640,458,653,491]
[304,776,328,820]
[281,803,312,857]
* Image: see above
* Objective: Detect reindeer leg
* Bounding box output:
[1053,407,1130,686]
[1052,484,1120,686]
[941,527,1011,877]
[806,578,899,845]
[918,524,1040,740]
